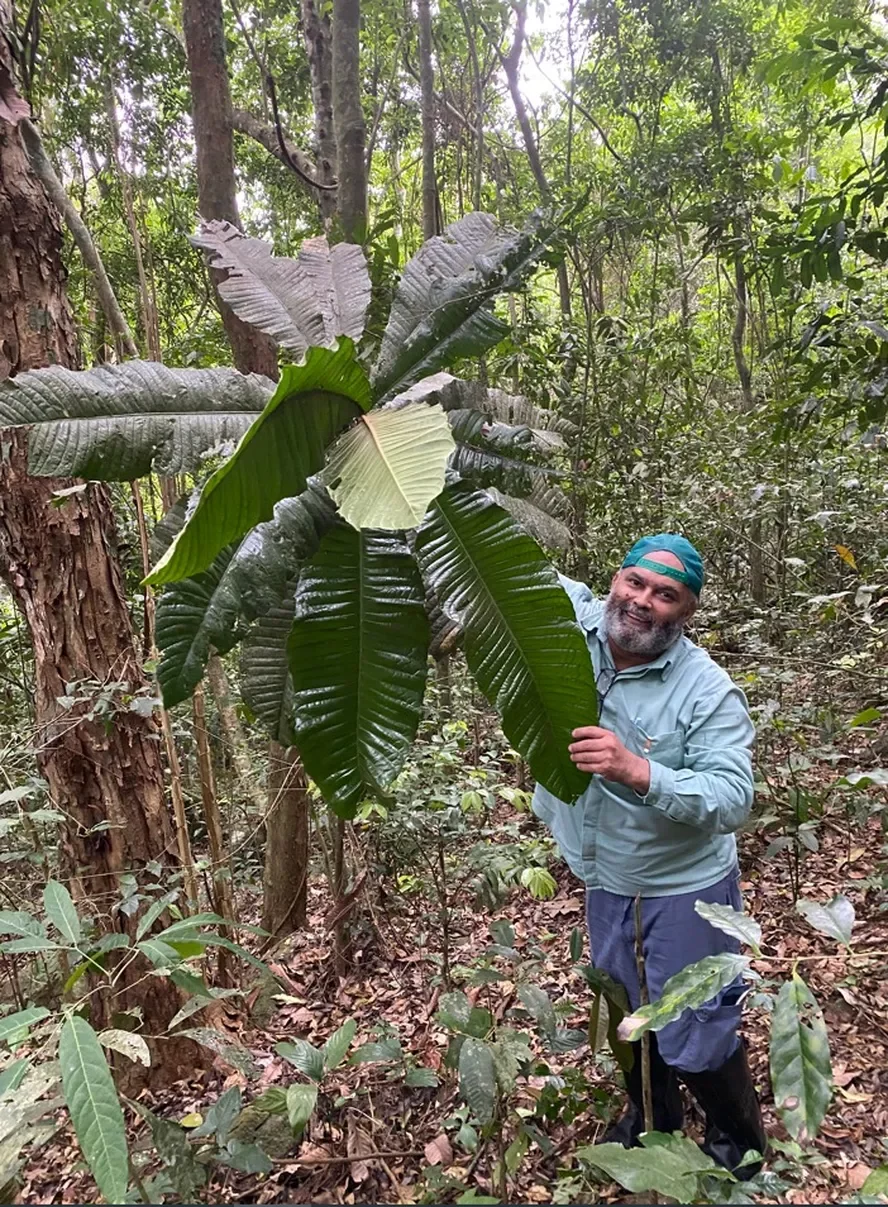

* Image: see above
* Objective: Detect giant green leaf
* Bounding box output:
[59,1015,128,1205]
[324,402,454,529]
[415,482,596,802]
[619,953,749,1042]
[241,603,297,745]
[288,527,429,817]
[769,972,832,1142]
[155,485,336,707]
[372,212,557,401]
[147,343,369,586]
[0,361,272,479]
[192,221,371,355]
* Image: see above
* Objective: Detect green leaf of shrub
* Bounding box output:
[458,1038,496,1125]
[619,953,749,1042]
[694,900,762,955]
[43,881,81,945]
[322,1019,357,1071]
[276,1039,326,1082]
[795,895,854,947]
[286,1084,319,1135]
[769,972,832,1142]
[59,1015,128,1205]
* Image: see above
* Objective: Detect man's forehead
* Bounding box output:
[641,549,685,571]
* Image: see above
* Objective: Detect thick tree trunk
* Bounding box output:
[332,0,366,241]
[0,38,185,1078]
[181,0,278,376]
[262,742,309,938]
[301,0,339,225]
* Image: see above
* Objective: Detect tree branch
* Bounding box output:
[19,117,139,359]
[230,102,336,193]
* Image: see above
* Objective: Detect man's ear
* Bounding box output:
[610,570,622,590]
[684,594,698,622]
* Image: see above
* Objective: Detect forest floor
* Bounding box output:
[22,790,888,1205]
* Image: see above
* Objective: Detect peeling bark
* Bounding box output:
[300,0,339,225]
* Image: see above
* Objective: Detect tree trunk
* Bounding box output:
[501,2,571,322]
[0,30,185,1078]
[301,0,339,225]
[417,0,438,239]
[181,0,278,377]
[332,0,367,241]
[262,742,310,938]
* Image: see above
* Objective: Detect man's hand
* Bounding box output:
[569,726,651,795]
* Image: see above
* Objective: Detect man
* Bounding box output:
[533,533,766,1178]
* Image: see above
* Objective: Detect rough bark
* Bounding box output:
[300,0,339,225]
[0,32,186,1078]
[18,119,138,360]
[332,0,366,241]
[262,742,309,938]
[181,0,278,376]
[206,653,265,817]
[417,0,438,239]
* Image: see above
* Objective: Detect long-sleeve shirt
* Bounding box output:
[532,576,755,896]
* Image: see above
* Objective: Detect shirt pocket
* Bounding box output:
[635,727,685,769]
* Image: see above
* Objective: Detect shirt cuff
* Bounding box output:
[637,759,676,806]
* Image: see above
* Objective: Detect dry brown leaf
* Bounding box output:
[347,1111,374,1183]
[846,1163,872,1190]
[424,1133,453,1167]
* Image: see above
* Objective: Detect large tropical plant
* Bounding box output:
[0,213,597,817]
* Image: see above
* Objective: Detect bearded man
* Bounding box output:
[533,534,766,1178]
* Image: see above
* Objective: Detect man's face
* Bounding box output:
[602,552,697,657]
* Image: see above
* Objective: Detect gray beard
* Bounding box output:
[601,592,686,657]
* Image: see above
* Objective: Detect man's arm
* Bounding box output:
[569,682,755,834]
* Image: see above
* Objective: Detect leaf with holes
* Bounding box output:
[769,972,832,1142]
[59,1015,128,1205]
[324,402,454,530]
[98,1030,151,1067]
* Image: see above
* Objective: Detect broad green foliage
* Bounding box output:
[324,402,455,529]
[458,1038,497,1126]
[59,1016,129,1205]
[371,212,556,402]
[769,972,832,1142]
[240,604,297,746]
[155,485,336,707]
[416,482,597,803]
[795,895,855,947]
[191,221,371,356]
[147,343,369,585]
[0,362,272,479]
[578,1132,729,1201]
[694,900,763,956]
[288,526,430,816]
[618,953,749,1042]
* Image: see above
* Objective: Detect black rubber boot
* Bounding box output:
[678,1042,767,1181]
[601,1035,684,1147]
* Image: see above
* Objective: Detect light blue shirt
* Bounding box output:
[532,576,755,897]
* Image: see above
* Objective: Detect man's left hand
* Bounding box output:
[569,726,651,795]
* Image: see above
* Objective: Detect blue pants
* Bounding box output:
[586,871,744,1073]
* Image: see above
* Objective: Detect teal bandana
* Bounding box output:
[621,533,705,597]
